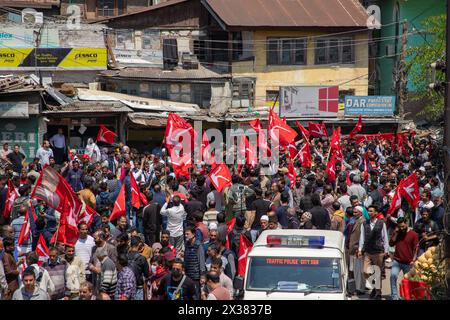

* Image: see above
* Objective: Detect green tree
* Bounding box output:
[407,14,446,120]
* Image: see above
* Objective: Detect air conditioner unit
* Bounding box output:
[22,10,44,24]
[385,44,395,57]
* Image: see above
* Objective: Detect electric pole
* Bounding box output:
[397,20,409,117]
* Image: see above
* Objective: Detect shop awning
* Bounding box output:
[43,101,133,114]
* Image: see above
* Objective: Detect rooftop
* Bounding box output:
[203,0,368,29]
[0,0,60,8]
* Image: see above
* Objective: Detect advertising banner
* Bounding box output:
[344,96,395,116]
[0,48,107,70]
[280,86,339,118]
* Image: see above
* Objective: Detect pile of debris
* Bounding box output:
[0,75,40,93]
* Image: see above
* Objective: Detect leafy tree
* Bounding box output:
[407,14,446,120]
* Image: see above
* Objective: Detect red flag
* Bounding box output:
[286,140,298,160]
[164,112,195,156]
[238,136,257,167]
[171,149,192,179]
[225,217,236,250]
[387,180,404,216]
[36,234,49,266]
[399,172,420,209]
[17,209,31,246]
[78,204,96,227]
[330,127,343,162]
[363,152,369,183]
[249,118,272,158]
[326,154,337,183]
[295,121,310,140]
[2,180,18,219]
[269,109,297,146]
[31,166,81,246]
[130,172,141,209]
[349,115,363,139]
[237,234,253,277]
[297,143,312,168]
[110,184,126,222]
[346,173,352,187]
[249,119,262,133]
[287,160,297,188]
[308,122,328,138]
[208,163,232,192]
[139,192,148,206]
[96,125,117,144]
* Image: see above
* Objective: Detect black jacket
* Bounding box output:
[300,195,314,212]
[127,251,150,288]
[142,202,162,238]
[310,206,331,230]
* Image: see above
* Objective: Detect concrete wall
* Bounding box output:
[232,30,369,109]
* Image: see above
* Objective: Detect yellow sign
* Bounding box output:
[0,48,33,67]
[0,48,107,69]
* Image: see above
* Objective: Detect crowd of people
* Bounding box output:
[0,124,446,301]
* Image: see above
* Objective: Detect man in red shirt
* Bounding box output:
[389,217,419,300]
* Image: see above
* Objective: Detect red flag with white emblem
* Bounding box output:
[399,172,420,209]
[308,122,328,138]
[330,127,343,162]
[78,204,95,227]
[2,180,18,219]
[326,154,337,183]
[96,125,117,144]
[238,234,253,277]
[225,217,236,249]
[387,180,404,216]
[164,112,195,157]
[31,166,82,246]
[110,184,126,222]
[269,109,297,146]
[36,234,49,266]
[298,143,312,168]
[208,163,232,193]
[287,160,297,188]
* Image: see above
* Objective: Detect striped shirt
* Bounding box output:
[100,257,117,298]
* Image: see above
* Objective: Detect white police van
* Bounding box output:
[240,229,348,300]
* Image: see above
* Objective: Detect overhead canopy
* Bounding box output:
[76,89,200,114]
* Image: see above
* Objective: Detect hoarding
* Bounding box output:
[0,102,29,118]
[344,96,395,116]
[0,119,39,160]
[0,27,59,48]
[279,86,339,118]
[0,48,107,70]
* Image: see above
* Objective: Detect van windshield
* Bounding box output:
[246,257,342,293]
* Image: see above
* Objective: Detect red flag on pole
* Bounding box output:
[329,127,343,162]
[208,163,232,193]
[237,234,253,277]
[269,109,297,146]
[2,180,18,219]
[96,125,117,144]
[31,166,82,246]
[297,143,312,168]
[78,204,96,227]
[225,217,236,249]
[110,184,126,222]
[363,152,369,183]
[308,122,328,138]
[164,112,195,156]
[130,172,141,209]
[36,234,49,266]
[399,172,420,209]
[17,209,31,247]
[326,154,337,183]
[387,180,404,216]
[295,121,310,140]
[349,115,363,140]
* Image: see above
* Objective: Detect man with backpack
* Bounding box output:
[25,251,55,297]
[157,258,197,300]
[127,236,150,300]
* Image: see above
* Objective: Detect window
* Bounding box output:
[315,38,355,65]
[266,38,307,65]
[232,78,255,108]
[142,29,161,50]
[150,83,169,100]
[163,39,178,70]
[97,0,114,17]
[191,84,212,108]
[115,29,134,49]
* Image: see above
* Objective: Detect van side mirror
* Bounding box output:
[233,276,244,290]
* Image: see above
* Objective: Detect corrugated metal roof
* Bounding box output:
[101,65,230,81]
[203,0,368,28]
[0,0,60,8]
[43,101,132,114]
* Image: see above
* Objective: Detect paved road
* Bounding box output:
[352,261,401,300]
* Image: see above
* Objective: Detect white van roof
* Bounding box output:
[253,229,345,252]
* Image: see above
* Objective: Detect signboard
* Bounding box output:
[0,119,39,160]
[0,102,29,118]
[0,48,107,70]
[114,49,163,67]
[0,27,59,48]
[279,86,339,118]
[344,96,395,116]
